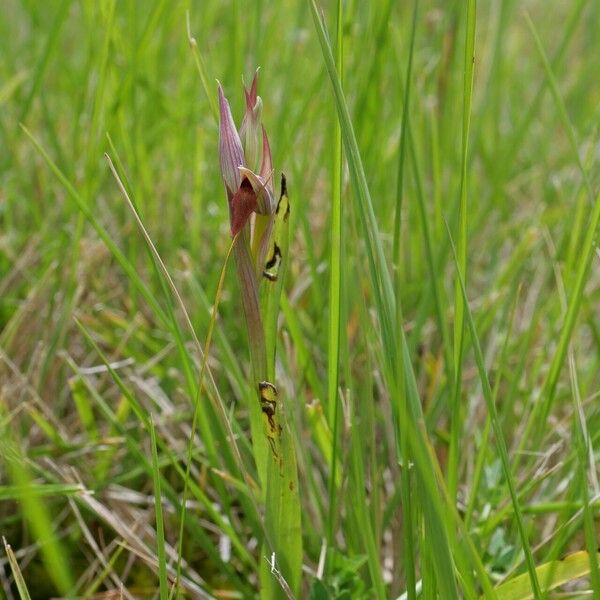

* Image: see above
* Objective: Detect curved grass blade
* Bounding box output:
[69,324,255,596]
[308,2,482,596]
[149,416,169,600]
[173,232,266,596]
[3,443,74,595]
[487,552,600,600]
[516,15,599,455]
[446,222,541,597]
[567,352,600,594]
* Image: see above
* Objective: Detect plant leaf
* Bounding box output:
[488,552,600,600]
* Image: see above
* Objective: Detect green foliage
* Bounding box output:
[1,0,599,598]
[488,552,600,600]
[310,554,370,600]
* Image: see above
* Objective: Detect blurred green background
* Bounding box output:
[1,0,599,598]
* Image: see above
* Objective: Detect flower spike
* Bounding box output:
[214,72,302,596]
[218,75,277,238]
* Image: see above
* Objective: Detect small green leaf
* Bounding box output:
[309,578,330,600]
[488,552,600,600]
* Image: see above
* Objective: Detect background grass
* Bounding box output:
[1,0,599,598]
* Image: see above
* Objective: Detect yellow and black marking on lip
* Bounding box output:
[276,174,290,221]
[262,173,289,282]
[263,243,282,281]
[259,380,280,456]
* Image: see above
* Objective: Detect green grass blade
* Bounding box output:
[308,3,479,596]
[69,323,256,586]
[5,2,598,597]
[392,1,419,596]
[326,0,344,560]
[516,15,599,450]
[20,125,168,324]
[105,154,247,488]
[174,232,263,596]
[0,483,84,501]
[149,415,170,600]
[449,0,477,501]
[499,0,587,171]
[465,285,521,528]
[447,223,541,597]
[186,11,219,122]
[488,552,600,600]
[347,391,387,599]
[18,0,73,124]
[567,353,600,593]
[3,444,74,595]
[308,0,395,348]
[3,538,33,600]
[524,13,594,202]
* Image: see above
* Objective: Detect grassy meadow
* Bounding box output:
[1,0,600,598]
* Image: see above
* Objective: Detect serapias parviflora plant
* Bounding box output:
[218,72,302,599]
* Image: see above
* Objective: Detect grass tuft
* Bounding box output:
[1,1,598,598]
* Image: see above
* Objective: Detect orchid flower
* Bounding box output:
[216,72,301,596]
[217,70,282,392]
[218,71,275,238]
[217,71,289,463]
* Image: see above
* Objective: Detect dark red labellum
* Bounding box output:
[230,177,258,236]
